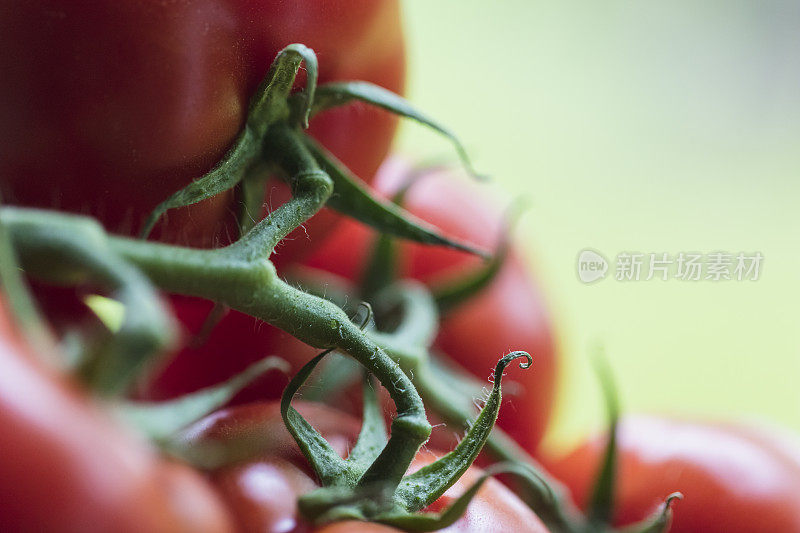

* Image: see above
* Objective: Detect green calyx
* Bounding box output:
[139,43,486,257]
[2,205,435,483]
[281,345,532,530]
[0,45,496,530]
[0,39,687,533]
[0,42,485,397]
[290,185,682,533]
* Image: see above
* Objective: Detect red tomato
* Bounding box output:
[137,295,294,403]
[0,1,403,257]
[545,415,800,532]
[179,401,550,532]
[0,300,234,532]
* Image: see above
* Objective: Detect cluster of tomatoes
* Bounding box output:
[2,2,800,532]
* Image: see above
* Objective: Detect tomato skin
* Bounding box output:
[180,401,549,533]
[183,402,362,533]
[137,295,294,402]
[0,1,403,256]
[304,158,558,453]
[545,416,800,532]
[0,0,244,246]
[0,301,234,533]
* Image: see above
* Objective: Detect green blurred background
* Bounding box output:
[395,0,800,452]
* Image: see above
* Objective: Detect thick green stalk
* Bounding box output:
[0,199,54,356]
[119,240,429,490]
[2,205,431,494]
[4,209,174,394]
[227,124,332,259]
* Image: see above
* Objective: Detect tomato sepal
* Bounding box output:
[281,343,532,528]
[140,44,319,239]
[617,493,682,533]
[117,355,289,443]
[304,137,488,258]
[137,45,485,259]
[585,353,622,528]
[360,279,585,533]
[309,81,484,181]
[376,466,498,532]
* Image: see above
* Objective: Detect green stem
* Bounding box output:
[3,209,174,395]
[0,198,54,356]
[250,44,318,132]
[228,125,332,260]
[141,44,318,238]
[366,280,582,532]
[395,352,531,511]
[1,205,431,494]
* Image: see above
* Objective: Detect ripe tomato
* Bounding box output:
[0,1,403,257]
[545,415,800,532]
[179,401,550,532]
[0,300,234,532]
[137,295,294,403]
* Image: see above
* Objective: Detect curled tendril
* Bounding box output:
[494,351,533,384]
[660,492,683,518]
[664,492,683,506]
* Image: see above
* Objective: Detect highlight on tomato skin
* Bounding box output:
[544,415,800,532]
[178,401,550,533]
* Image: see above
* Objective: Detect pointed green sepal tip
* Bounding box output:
[587,347,621,528]
[117,356,289,442]
[394,350,532,512]
[303,136,490,259]
[311,81,486,181]
[621,492,682,533]
[279,43,318,129]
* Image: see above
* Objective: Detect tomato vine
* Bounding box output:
[0,41,681,532]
